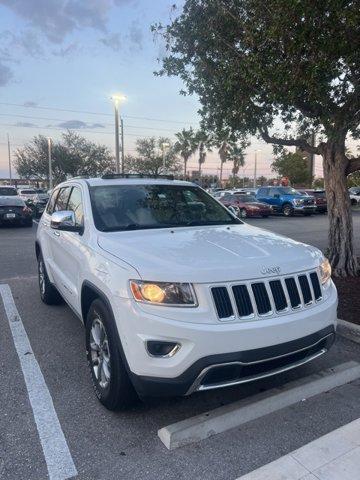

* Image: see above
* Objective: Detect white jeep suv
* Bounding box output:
[36,175,337,410]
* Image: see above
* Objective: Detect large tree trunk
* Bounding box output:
[322,140,358,277]
[219,161,223,183]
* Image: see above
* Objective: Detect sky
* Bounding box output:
[0,0,323,180]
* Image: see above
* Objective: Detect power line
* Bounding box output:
[0,102,197,126]
[0,113,180,133]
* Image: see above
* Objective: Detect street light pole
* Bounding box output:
[48,137,53,190]
[253,150,257,188]
[161,142,170,173]
[111,94,126,174]
[7,133,12,183]
[114,101,120,173]
[121,118,125,174]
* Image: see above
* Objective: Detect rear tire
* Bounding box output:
[86,299,138,410]
[23,218,33,227]
[282,204,294,217]
[38,253,63,305]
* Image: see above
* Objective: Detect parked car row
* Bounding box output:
[0,186,50,227]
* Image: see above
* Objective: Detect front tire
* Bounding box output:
[282,204,294,217]
[23,218,33,227]
[240,208,247,218]
[86,299,137,410]
[38,253,63,305]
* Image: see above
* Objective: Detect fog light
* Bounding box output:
[146,341,180,357]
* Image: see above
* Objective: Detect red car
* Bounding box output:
[299,189,327,213]
[220,193,272,218]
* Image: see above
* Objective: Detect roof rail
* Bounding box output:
[101,173,174,180]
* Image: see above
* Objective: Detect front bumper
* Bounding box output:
[113,281,337,396]
[130,326,335,396]
[293,204,316,213]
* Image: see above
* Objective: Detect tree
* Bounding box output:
[194,130,212,177]
[174,127,197,177]
[271,151,313,186]
[257,176,268,186]
[313,178,325,189]
[125,137,181,176]
[14,131,114,185]
[156,0,360,276]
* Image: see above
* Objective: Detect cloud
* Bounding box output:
[15,121,37,127]
[0,61,12,86]
[128,21,143,50]
[0,0,133,44]
[56,120,105,129]
[23,101,38,107]
[99,33,121,51]
[52,42,80,57]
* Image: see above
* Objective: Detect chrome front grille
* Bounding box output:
[212,271,323,320]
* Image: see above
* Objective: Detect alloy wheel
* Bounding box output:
[90,317,111,389]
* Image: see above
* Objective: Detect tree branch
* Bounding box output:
[346,157,360,175]
[259,128,320,155]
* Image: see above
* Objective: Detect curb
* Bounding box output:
[337,319,360,344]
[158,361,360,450]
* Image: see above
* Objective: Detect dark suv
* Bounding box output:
[256,186,315,216]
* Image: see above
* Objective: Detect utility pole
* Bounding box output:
[48,137,53,190]
[253,150,258,188]
[114,103,120,173]
[121,118,125,174]
[7,133,12,183]
[310,132,315,178]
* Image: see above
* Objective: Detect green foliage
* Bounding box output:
[313,177,325,189]
[271,151,313,186]
[156,0,360,144]
[14,131,114,184]
[174,127,197,175]
[347,171,360,187]
[125,137,181,176]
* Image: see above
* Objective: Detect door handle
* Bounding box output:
[53,231,60,237]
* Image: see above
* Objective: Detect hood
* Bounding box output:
[97,224,322,283]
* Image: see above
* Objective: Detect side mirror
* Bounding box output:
[51,210,82,233]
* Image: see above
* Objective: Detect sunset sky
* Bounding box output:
[0,0,327,180]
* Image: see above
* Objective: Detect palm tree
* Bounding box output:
[174,128,197,177]
[194,130,212,178]
[229,142,247,180]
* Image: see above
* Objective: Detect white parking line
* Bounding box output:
[33,219,39,224]
[0,284,77,480]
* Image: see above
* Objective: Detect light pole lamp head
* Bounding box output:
[111,94,126,106]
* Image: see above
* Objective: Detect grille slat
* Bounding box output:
[232,285,253,317]
[285,277,301,308]
[298,275,313,304]
[211,271,322,320]
[269,280,287,311]
[251,283,272,315]
[310,272,322,300]
[212,287,234,319]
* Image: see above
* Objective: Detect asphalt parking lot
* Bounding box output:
[1,213,360,480]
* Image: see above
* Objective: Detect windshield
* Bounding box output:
[235,195,257,203]
[90,184,241,232]
[0,187,17,196]
[278,187,301,195]
[20,189,37,194]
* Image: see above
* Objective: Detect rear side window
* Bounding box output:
[46,189,59,215]
[54,187,71,212]
[67,187,84,226]
[0,187,17,196]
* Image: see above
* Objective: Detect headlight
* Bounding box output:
[130,280,197,306]
[319,258,331,284]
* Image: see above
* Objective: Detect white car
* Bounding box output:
[18,188,38,202]
[36,175,337,410]
[349,187,360,205]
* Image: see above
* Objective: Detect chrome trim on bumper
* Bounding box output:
[186,334,332,394]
